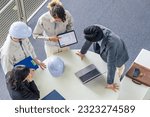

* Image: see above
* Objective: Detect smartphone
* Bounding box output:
[132,68,140,77]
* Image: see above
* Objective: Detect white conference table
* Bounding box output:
[118,49,150,100]
[34,50,120,100]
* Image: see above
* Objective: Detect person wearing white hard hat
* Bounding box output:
[33,0,74,57]
[0,21,46,74]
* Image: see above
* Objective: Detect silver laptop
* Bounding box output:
[75,64,101,84]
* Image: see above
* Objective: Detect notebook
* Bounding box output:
[42,90,65,100]
[57,30,78,48]
[75,64,101,84]
[14,56,39,70]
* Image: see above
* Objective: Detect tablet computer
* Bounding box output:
[57,30,78,48]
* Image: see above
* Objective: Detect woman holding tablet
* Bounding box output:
[33,0,74,57]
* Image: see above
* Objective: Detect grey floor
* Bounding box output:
[0,0,150,99]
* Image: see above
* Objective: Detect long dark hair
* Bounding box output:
[50,3,66,22]
[6,65,30,90]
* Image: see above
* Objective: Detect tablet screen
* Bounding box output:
[57,30,78,48]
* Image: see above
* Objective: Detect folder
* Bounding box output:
[14,56,39,70]
[42,90,65,100]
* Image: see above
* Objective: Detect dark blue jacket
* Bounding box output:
[81,24,129,84]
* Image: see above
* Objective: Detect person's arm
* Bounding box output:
[106,44,117,85]
[26,39,46,70]
[26,39,37,59]
[28,81,40,97]
[33,18,49,41]
[33,58,46,70]
[22,80,40,100]
[76,40,92,60]
[33,18,60,42]
[66,10,74,31]
[1,54,13,74]
[105,43,119,92]
[80,40,92,54]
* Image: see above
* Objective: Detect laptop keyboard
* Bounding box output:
[79,68,100,83]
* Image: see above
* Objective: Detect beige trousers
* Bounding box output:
[116,64,125,78]
[112,64,125,85]
[44,45,69,58]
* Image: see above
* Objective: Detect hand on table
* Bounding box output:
[76,51,85,60]
[39,62,46,70]
[105,83,119,92]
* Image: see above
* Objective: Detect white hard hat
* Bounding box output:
[48,56,65,77]
[9,21,32,39]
